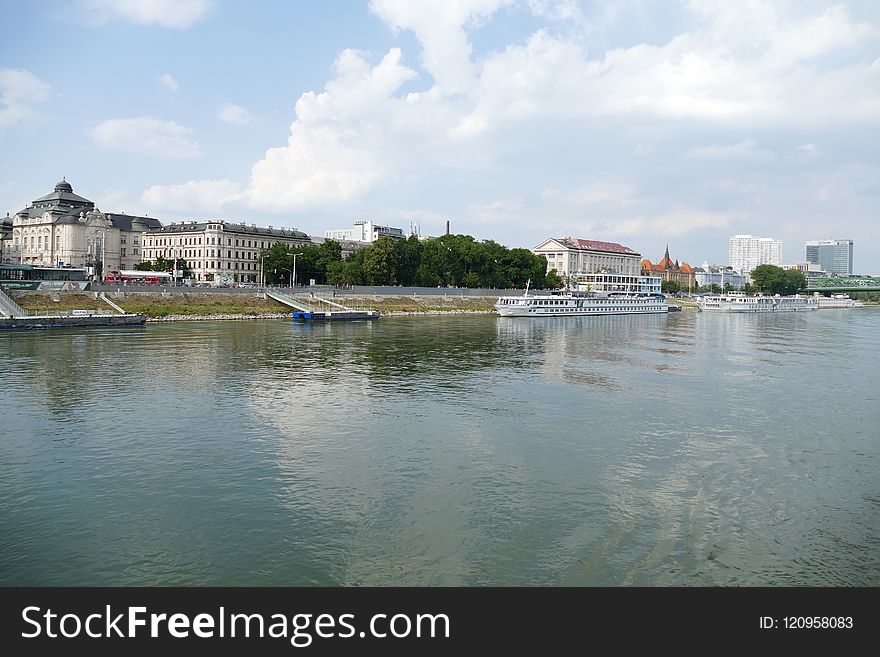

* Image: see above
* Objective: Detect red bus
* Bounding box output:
[103,270,173,285]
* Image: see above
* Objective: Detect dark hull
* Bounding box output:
[0,314,147,330]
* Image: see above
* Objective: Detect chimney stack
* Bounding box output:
[446,220,450,235]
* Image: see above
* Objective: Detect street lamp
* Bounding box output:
[291,252,301,289]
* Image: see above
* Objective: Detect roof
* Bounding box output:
[147,220,311,241]
[543,237,639,255]
[571,238,637,254]
[106,214,163,231]
[31,190,95,206]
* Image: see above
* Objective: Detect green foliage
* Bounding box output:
[258,232,561,289]
[750,265,806,295]
[545,269,563,289]
[661,280,681,294]
[363,236,399,285]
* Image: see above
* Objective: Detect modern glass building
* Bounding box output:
[805,239,853,275]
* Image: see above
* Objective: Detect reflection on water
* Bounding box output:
[1,310,878,585]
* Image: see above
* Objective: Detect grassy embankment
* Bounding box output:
[13,291,497,318]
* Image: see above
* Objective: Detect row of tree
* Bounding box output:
[262,235,562,289]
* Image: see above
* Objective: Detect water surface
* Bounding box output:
[1,310,878,585]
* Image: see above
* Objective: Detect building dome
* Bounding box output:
[54,178,73,193]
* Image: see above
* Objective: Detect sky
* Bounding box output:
[1,0,878,272]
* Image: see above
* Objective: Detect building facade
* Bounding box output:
[729,234,782,274]
[575,273,661,295]
[534,237,642,279]
[143,221,312,285]
[0,180,161,275]
[640,246,695,291]
[805,239,853,275]
[693,264,747,290]
[324,220,405,243]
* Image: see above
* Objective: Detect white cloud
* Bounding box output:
[89,117,200,157]
[142,179,241,214]
[217,104,253,125]
[159,73,178,92]
[82,0,213,29]
[688,139,776,160]
[137,1,880,267]
[612,211,730,237]
[794,143,820,159]
[0,68,52,129]
[242,47,418,210]
[369,0,513,94]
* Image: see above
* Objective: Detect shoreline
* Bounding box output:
[145,309,499,322]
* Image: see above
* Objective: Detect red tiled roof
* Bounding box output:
[560,238,638,255]
[640,259,654,270]
[679,262,693,273]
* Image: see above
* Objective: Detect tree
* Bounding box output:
[545,269,563,289]
[394,235,423,286]
[751,265,805,295]
[661,280,681,294]
[781,268,807,295]
[750,264,785,294]
[363,236,398,285]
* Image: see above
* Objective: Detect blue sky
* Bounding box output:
[2,0,878,272]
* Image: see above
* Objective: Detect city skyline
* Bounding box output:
[2,1,878,272]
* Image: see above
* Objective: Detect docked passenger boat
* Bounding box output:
[815,295,865,309]
[495,289,668,317]
[697,293,817,312]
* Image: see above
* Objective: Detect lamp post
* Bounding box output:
[260,255,267,288]
[291,252,301,289]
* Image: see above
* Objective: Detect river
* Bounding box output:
[1,310,878,585]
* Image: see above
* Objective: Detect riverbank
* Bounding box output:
[10,290,499,319]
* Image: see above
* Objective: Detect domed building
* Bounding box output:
[1,179,162,274]
[641,246,695,292]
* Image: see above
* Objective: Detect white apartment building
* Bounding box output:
[533,237,642,279]
[143,220,312,285]
[1,180,161,273]
[729,234,782,275]
[324,220,405,243]
[693,264,747,290]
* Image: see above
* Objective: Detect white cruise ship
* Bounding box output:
[815,295,865,309]
[495,290,668,317]
[697,293,817,312]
